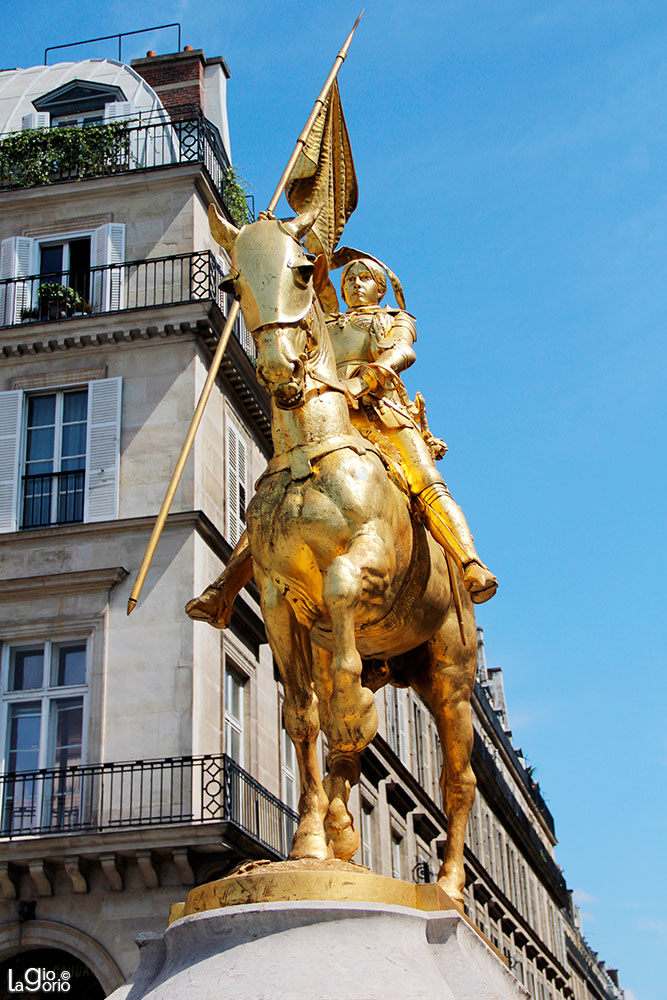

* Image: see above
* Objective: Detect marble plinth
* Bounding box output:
[109,899,528,1000]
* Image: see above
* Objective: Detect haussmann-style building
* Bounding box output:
[0,32,625,1000]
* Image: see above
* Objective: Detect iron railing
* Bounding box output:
[0,251,256,360]
[0,112,254,224]
[21,469,85,529]
[0,754,298,857]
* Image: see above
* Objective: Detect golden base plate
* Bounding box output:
[169,858,460,925]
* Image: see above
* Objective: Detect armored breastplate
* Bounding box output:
[329,311,375,371]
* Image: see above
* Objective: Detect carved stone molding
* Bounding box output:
[100,854,123,892]
[172,849,195,886]
[28,861,52,896]
[136,851,159,889]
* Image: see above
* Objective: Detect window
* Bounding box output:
[429,720,442,801]
[280,712,298,812]
[391,831,403,879]
[226,417,248,547]
[0,224,125,327]
[411,695,428,787]
[1,641,87,834]
[22,389,87,529]
[38,237,92,316]
[360,801,374,870]
[385,685,408,763]
[224,666,245,766]
[0,378,122,533]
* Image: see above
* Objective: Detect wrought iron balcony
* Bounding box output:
[0,753,298,859]
[0,251,256,360]
[0,111,254,225]
[21,469,85,529]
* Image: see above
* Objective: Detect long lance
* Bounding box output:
[127,12,363,615]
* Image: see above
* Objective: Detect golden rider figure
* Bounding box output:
[186,255,497,628]
[328,257,496,602]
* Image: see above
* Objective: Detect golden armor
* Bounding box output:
[329,258,497,603]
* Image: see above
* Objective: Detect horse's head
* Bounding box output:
[210,205,327,410]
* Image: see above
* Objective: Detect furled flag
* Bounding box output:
[285,80,358,263]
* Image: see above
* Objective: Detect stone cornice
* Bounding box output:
[0,162,203,211]
[0,566,128,602]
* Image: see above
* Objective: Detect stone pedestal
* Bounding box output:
[109,899,528,1000]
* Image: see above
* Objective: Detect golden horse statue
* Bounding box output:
[203,207,478,906]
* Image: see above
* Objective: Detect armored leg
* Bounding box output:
[383,426,498,603]
[417,483,498,603]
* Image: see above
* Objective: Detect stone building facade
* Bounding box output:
[0,42,623,1000]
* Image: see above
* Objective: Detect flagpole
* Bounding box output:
[267,9,363,214]
[127,11,363,615]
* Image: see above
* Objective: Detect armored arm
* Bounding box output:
[357,311,417,393]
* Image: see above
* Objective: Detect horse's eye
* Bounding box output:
[292,263,314,289]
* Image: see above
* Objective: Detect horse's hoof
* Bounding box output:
[325,798,360,861]
[184,588,231,628]
[289,834,332,861]
[328,685,378,753]
[437,875,465,910]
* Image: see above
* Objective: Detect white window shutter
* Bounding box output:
[21,112,50,130]
[226,421,239,546]
[226,421,247,547]
[0,390,22,533]
[397,689,408,763]
[103,102,134,122]
[84,378,122,523]
[108,224,125,311]
[91,224,125,313]
[0,236,35,325]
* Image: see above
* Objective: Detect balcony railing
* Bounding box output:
[0,754,298,858]
[22,469,85,529]
[0,251,256,360]
[0,112,254,224]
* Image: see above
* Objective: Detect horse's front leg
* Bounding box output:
[260,576,331,860]
[321,532,388,755]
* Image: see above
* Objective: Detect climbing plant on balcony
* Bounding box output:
[224,166,253,226]
[0,121,133,188]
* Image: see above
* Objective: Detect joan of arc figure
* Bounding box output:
[185,255,496,627]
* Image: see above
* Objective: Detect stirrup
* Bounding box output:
[462,561,498,604]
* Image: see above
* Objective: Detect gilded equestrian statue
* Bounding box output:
[193,206,484,906]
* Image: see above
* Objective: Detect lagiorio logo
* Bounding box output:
[7,967,71,992]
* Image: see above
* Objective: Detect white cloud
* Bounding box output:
[625,989,642,1000]
[572,888,596,905]
[636,918,667,935]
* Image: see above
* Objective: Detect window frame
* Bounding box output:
[0,638,90,774]
[19,385,89,529]
[223,656,246,768]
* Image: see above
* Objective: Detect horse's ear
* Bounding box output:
[283,207,321,242]
[209,204,239,251]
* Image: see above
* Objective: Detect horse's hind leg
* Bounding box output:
[260,577,330,860]
[305,637,362,861]
[406,607,477,906]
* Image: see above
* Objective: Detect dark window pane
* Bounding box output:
[9,649,43,691]
[26,426,55,465]
[62,390,87,424]
[61,422,86,461]
[7,703,41,771]
[28,394,55,428]
[40,244,63,278]
[52,700,83,769]
[53,644,86,686]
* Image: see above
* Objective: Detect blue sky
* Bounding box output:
[4,3,666,998]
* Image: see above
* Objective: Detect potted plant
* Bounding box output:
[37,282,85,319]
